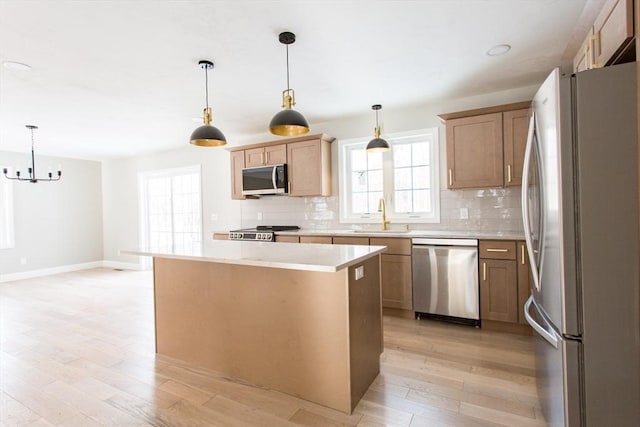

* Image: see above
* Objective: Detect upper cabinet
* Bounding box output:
[245,144,287,168]
[228,133,334,199]
[573,0,634,72]
[439,102,530,190]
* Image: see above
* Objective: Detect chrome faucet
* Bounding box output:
[377,197,391,230]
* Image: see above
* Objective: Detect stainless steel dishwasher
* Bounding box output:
[412,238,479,326]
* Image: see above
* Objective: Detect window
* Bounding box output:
[0,169,15,249]
[139,166,202,253]
[339,128,440,223]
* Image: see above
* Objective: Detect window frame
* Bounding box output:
[338,128,440,224]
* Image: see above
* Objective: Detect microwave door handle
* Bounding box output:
[521,113,541,292]
[524,295,559,348]
[272,166,277,190]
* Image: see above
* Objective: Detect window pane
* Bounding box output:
[351,171,367,192]
[414,189,432,213]
[352,192,368,214]
[368,192,383,214]
[412,166,430,189]
[367,151,383,170]
[394,167,412,190]
[412,142,429,165]
[351,149,367,171]
[393,144,412,168]
[368,170,383,192]
[395,190,412,213]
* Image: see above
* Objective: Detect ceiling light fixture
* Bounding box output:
[269,31,309,136]
[190,60,226,147]
[366,105,390,153]
[486,44,511,56]
[3,125,62,183]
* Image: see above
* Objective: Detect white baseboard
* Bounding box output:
[0,260,144,283]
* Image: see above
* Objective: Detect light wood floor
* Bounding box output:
[0,268,546,426]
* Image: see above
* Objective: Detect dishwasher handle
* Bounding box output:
[412,238,478,247]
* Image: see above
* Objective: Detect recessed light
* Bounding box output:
[486,44,511,57]
[3,61,32,71]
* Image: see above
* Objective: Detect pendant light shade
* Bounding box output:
[366,104,390,152]
[190,60,226,147]
[269,32,309,136]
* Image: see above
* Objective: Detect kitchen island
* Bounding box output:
[124,240,386,413]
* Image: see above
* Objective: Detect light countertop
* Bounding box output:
[122,241,386,273]
[273,229,525,240]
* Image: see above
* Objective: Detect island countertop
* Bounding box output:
[123,240,386,273]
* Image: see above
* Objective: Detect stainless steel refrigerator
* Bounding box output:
[522,62,640,426]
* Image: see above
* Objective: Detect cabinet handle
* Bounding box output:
[482,262,487,281]
[448,169,453,186]
[590,33,599,68]
[288,181,292,193]
[521,244,525,265]
[507,164,512,183]
[584,41,590,70]
[486,248,508,253]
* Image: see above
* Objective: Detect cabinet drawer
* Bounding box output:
[332,236,370,245]
[213,233,229,240]
[299,236,332,244]
[370,237,411,255]
[275,235,300,243]
[479,240,516,260]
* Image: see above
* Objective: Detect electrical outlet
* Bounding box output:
[460,207,469,219]
[257,212,263,220]
[210,213,218,221]
[355,266,364,280]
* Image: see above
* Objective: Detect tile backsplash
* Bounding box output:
[239,188,523,234]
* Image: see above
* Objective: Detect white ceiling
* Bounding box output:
[0,0,593,161]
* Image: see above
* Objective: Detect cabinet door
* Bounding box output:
[213,233,229,240]
[592,0,633,67]
[287,140,328,196]
[332,236,370,245]
[480,258,518,323]
[265,145,287,165]
[299,236,332,244]
[245,148,265,168]
[573,29,594,72]
[381,254,412,310]
[517,241,531,325]
[230,150,245,200]
[503,108,530,187]
[275,235,300,243]
[446,113,504,189]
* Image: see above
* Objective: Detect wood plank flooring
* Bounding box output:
[0,268,547,426]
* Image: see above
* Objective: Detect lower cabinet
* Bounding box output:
[275,235,300,243]
[299,235,332,244]
[371,238,412,311]
[479,240,532,331]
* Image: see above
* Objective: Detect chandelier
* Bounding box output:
[3,125,62,183]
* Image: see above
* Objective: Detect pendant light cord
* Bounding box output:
[286,43,290,92]
[204,66,210,110]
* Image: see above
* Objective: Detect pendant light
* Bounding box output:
[366,104,390,152]
[3,125,62,183]
[269,31,309,136]
[190,60,226,146]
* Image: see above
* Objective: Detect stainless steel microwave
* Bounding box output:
[242,164,288,196]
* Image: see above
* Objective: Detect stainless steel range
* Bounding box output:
[228,225,300,241]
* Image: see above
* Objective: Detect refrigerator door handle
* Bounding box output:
[521,113,541,292]
[524,295,559,348]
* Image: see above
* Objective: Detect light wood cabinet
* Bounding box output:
[287,137,332,197]
[275,235,300,243]
[227,134,333,199]
[371,237,412,310]
[332,236,370,245]
[572,0,634,72]
[230,150,245,200]
[503,109,530,187]
[446,112,504,189]
[440,102,530,190]
[213,233,229,240]
[480,240,532,330]
[245,144,287,168]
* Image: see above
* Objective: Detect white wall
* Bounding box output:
[102,84,537,265]
[0,151,103,276]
